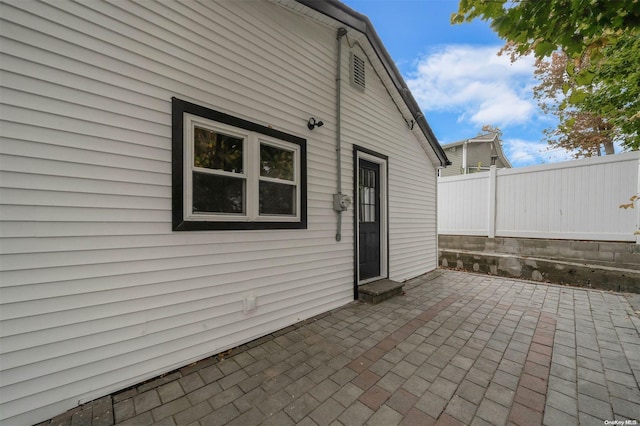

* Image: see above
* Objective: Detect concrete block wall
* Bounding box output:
[439,235,640,270]
[438,235,640,293]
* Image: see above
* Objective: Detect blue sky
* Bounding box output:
[341,0,575,167]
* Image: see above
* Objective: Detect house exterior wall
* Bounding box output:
[0,1,439,424]
[467,142,509,171]
[467,142,490,172]
[440,146,463,177]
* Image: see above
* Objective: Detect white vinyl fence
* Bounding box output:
[438,151,640,243]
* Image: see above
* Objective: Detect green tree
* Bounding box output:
[582,35,640,149]
[530,49,615,156]
[452,0,640,151]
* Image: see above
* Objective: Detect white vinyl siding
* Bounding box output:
[0,1,439,424]
[440,146,464,177]
[341,47,438,282]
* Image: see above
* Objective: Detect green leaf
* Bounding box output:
[534,41,556,57]
[575,70,596,86]
[559,99,568,111]
[569,90,588,104]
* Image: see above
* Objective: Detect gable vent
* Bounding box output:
[350,52,365,91]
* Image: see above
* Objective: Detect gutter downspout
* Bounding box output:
[335,27,347,241]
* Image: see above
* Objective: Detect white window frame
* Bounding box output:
[255,137,301,220]
[183,113,301,223]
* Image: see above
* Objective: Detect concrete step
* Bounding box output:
[439,249,640,293]
[358,279,404,304]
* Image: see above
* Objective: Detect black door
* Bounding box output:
[358,159,381,281]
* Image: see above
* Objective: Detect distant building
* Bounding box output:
[439,132,512,177]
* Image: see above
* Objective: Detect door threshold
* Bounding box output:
[358,276,383,286]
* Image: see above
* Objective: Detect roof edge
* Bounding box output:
[294,0,450,167]
[443,132,499,148]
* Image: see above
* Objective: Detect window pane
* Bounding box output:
[193,172,244,214]
[260,144,294,181]
[259,181,295,215]
[194,127,243,173]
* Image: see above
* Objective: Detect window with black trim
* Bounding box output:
[172,98,307,230]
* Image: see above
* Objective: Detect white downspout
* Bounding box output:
[462,140,468,175]
[335,28,347,241]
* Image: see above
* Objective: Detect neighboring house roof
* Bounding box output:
[442,132,512,168]
[293,0,451,167]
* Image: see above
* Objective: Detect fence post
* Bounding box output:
[488,165,497,238]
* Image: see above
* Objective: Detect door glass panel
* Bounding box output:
[359,167,376,223]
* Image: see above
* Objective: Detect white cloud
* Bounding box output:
[406,45,537,128]
[502,138,575,167]
[471,92,533,125]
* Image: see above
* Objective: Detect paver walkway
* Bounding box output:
[43,270,640,426]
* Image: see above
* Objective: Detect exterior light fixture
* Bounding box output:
[307,117,324,130]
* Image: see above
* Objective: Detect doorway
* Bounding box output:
[355,148,388,287]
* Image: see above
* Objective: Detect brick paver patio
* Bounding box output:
[42,270,640,426]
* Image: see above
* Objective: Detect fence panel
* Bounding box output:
[438,151,640,242]
[437,172,490,235]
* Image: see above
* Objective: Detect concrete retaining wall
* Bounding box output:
[439,236,640,293]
